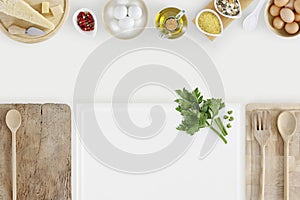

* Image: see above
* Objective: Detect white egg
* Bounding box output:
[113,5,127,20]
[118,17,135,29]
[128,5,143,19]
[109,19,121,32]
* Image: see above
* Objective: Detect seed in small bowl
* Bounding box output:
[215,0,242,18]
[195,9,223,37]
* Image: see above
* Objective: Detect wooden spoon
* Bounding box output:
[277,111,297,200]
[6,110,22,200]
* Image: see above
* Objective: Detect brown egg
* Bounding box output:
[270,4,281,16]
[285,22,299,34]
[275,0,289,7]
[294,0,300,13]
[295,13,300,21]
[280,8,295,22]
[285,0,295,9]
[273,16,285,29]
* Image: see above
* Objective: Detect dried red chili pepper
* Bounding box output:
[77,11,95,31]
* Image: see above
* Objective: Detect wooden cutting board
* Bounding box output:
[246,104,300,200]
[0,104,71,200]
[193,0,253,41]
[0,0,69,43]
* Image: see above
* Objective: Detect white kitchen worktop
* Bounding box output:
[75,103,243,200]
[0,0,299,199]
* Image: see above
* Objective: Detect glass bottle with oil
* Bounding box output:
[155,7,188,39]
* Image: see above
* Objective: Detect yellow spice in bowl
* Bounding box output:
[198,11,221,34]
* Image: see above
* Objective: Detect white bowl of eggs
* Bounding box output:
[265,0,300,38]
[103,0,148,39]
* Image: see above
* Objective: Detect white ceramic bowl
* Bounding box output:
[264,0,300,39]
[102,0,148,40]
[73,8,98,37]
[195,9,223,37]
[214,0,242,19]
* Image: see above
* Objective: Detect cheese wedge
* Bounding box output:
[8,25,26,34]
[0,0,55,30]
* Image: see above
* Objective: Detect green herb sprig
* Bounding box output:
[175,88,233,144]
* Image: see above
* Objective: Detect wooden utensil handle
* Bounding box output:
[259,145,266,200]
[284,143,289,200]
[12,131,17,200]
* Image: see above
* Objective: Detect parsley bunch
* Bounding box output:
[175,88,230,144]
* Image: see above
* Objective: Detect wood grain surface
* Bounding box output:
[0,0,69,43]
[0,104,71,200]
[246,104,300,200]
[193,0,254,41]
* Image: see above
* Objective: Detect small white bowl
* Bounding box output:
[103,0,148,40]
[195,9,223,37]
[214,0,242,19]
[73,8,98,37]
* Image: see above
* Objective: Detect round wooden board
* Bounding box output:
[0,0,70,43]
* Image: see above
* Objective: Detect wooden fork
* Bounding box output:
[252,110,271,200]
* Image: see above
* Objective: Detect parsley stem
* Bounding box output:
[206,122,227,144]
[215,117,228,136]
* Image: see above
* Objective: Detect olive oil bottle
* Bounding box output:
[155,7,188,39]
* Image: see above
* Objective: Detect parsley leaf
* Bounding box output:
[175,88,231,144]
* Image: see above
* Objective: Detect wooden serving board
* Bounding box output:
[193,0,253,41]
[246,104,300,200]
[0,104,71,200]
[0,0,69,43]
